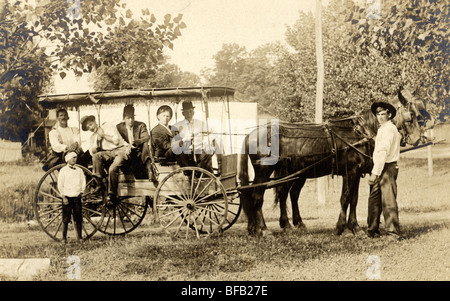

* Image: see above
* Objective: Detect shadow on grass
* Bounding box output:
[401,221,449,240]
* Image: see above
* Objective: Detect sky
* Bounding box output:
[54,0,320,93]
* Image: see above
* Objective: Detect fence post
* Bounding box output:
[427,129,434,176]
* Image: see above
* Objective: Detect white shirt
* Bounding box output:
[57,165,86,197]
[126,126,134,145]
[49,126,80,153]
[87,122,125,153]
[371,120,401,176]
[172,119,216,154]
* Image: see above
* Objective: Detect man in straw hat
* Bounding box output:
[116,104,157,183]
[81,114,127,204]
[57,151,85,242]
[366,101,404,241]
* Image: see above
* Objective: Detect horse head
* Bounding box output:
[389,88,432,146]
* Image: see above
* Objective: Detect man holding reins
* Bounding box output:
[367,102,404,241]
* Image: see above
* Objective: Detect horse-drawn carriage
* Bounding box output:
[34,85,431,241]
[34,87,242,241]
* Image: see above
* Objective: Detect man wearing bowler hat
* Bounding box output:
[151,105,176,162]
[116,104,157,183]
[171,100,218,173]
[367,101,403,241]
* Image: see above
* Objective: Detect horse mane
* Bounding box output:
[354,109,378,139]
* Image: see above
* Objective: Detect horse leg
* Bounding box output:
[290,178,306,229]
[347,176,362,234]
[243,173,271,236]
[277,183,292,229]
[336,175,352,235]
[240,182,263,236]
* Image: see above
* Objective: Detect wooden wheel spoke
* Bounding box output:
[38,191,62,202]
[193,207,211,235]
[43,211,62,230]
[159,194,184,204]
[117,204,137,227]
[158,205,184,220]
[192,178,215,202]
[163,207,187,230]
[115,205,128,233]
[39,206,61,217]
[82,206,103,216]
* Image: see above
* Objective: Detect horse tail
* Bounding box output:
[239,133,250,186]
[273,159,288,206]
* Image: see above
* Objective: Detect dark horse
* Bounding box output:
[239,91,428,236]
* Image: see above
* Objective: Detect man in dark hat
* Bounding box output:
[116,105,157,183]
[367,101,403,241]
[171,100,218,173]
[151,105,176,162]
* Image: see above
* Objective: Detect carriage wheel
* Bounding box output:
[97,196,148,235]
[153,167,228,238]
[33,164,105,242]
[220,191,241,232]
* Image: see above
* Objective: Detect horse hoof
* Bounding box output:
[294,222,307,230]
[341,228,355,237]
[280,221,292,229]
[262,230,274,237]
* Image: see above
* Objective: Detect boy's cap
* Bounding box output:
[65,152,77,162]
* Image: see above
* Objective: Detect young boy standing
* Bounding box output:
[57,152,86,242]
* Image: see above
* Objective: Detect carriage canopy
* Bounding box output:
[38,86,235,109]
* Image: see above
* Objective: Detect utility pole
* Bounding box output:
[315,0,326,205]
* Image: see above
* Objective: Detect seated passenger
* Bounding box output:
[151,105,176,163]
[171,100,222,174]
[81,115,127,203]
[116,105,157,183]
[44,108,90,170]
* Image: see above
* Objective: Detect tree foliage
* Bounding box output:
[346,0,449,122]
[0,0,187,142]
[204,0,448,123]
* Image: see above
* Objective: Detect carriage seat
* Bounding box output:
[154,156,177,166]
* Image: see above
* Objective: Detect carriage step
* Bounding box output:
[118,180,156,197]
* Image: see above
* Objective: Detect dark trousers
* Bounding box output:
[44,150,91,170]
[62,195,83,240]
[176,152,213,173]
[367,162,400,235]
[128,142,154,179]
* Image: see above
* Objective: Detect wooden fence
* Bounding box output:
[0,140,22,162]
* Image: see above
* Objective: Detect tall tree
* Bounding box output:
[345,0,449,121]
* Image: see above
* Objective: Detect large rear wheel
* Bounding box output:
[33,164,105,242]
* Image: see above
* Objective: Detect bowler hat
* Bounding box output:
[81,115,96,131]
[123,104,135,117]
[371,102,396,119]
[156,105,173,119]
[181,100,195,111]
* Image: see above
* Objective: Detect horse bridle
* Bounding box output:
[394,101,415,146]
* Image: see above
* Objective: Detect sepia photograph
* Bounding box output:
[0,0,448,290]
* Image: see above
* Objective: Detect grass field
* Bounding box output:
[0,156,449,281]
